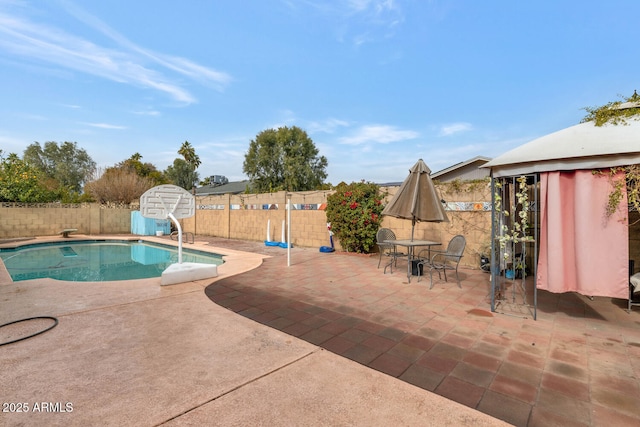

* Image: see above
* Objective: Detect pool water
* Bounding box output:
[0,240,223,282]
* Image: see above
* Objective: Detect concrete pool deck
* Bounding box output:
[0,235,507,426]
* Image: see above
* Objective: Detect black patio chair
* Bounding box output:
[418,235,466,289]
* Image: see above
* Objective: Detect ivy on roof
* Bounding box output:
[582,90,640,222]
[581,90,640,126]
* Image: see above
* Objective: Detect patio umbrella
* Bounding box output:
[381,159,449,240]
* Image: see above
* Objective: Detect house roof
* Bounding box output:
[196,180,250,196]
[378,156,492,187]
[483,119,640,177]
[431,156,492,181]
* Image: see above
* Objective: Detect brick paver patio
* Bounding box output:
[203,240,640,427]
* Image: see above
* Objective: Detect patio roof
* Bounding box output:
[483,119,640,177]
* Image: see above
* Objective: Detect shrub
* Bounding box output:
[326,181,387,253]
[85,168,155,204]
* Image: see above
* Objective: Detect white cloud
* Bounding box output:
[339,124,418,145]
[284,0,403,46]
[307,118,350,133]
[0,135,30,155]
[347,0,399,16]
[85,122,127,130]
[438,122,473,136]
[347,0,371,12]
[60,1,232,90]
[0,3,232,104]
[132,110,161,117]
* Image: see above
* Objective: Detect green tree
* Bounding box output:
[165,158,198,190]
[325,181,386,253]
[0,151,57,202]
[23,141,96,198]
[243,126,328,192]
[177,141,201,191]
[114,153,167,186]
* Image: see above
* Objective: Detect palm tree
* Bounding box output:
[178,141,201,191]
[178,141,201,235]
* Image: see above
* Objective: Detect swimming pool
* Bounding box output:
[0,240,224,282]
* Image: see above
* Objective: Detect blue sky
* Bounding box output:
[1,0,639,185]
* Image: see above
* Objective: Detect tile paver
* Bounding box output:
[201,239,640,427]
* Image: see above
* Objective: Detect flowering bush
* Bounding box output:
[326,181,387,253]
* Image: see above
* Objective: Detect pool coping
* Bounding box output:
[0,234,270,286]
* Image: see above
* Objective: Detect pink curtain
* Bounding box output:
[537,170,629,299]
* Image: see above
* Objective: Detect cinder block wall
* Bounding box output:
[178,185,493,268]
[2,182,637,271]
[378,181,492,268]
[0,185,493,268]
[0,204,132,238]
[101,206,134,234]
[182,190,336,250]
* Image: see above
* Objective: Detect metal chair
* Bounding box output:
[376,228,404,272]
[418,235,466,289]
[629,259,640,313]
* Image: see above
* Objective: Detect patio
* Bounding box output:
[204,237,640,426]
[1,235,640,426]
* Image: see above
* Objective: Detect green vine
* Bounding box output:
[513,176,530,242]
[493,176,530,269]
[437,178,490,195]
[583,91,640,222]
[493,181,510,261]
[594,165,640,224]
[581,90,640,126]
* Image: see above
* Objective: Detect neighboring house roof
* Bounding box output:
[378,156,491,187]
[196,180,251,196]
[431,156,492,182]
[483,120,640,177]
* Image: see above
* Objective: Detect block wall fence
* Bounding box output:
[2,183,638,271]
[0,183,493,269]
[0,203,132,238]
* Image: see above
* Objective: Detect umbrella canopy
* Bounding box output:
[382,159,449,240]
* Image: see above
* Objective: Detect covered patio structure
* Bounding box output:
[483,119,640,318]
